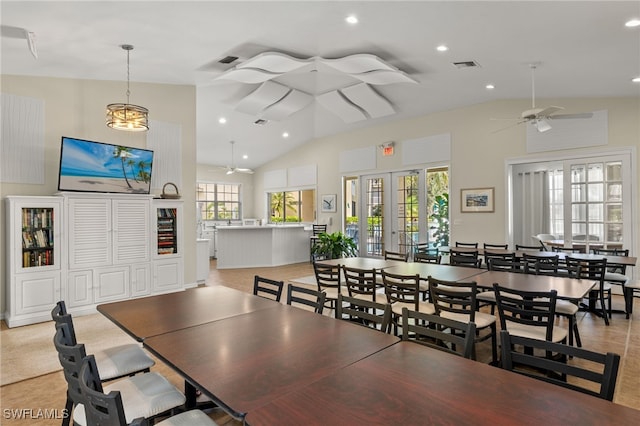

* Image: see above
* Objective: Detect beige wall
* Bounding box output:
[251,97,639,253]
[1,75,197,315]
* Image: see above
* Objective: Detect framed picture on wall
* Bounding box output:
[460,187,494,213]
[321,194,337,213]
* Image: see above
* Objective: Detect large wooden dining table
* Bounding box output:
[244,341,640,425]
[142,303,399,420]
[97,286,277,341]
[471,270,595,301]
[384,262,486,282]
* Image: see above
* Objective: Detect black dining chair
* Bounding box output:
[500,331,620,401]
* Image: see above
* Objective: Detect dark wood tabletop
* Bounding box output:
[316,257,403,270]
[143,304,399,420]
[384,262,486,282]
[244,341,640,425]
[471,270,595,300]
[97,286,278,341]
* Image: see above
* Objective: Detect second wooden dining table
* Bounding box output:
[142,302,399,420]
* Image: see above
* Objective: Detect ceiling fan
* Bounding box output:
[494,64,593,133]
[217,141,254,175]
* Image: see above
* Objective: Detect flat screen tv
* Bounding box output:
[58,136,154,194]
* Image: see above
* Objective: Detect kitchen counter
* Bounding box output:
[216,225,311,269]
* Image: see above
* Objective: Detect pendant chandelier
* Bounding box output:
[106,44,149,132]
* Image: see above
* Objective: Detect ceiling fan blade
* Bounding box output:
[536,106,564,117]
[236,168,254,174]
[491,120,527,134]
[549,112,594,120]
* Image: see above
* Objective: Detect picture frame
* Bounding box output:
[321,194,337,213]
[460,187,494,213]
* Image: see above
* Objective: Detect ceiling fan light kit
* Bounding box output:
[106,44,149,132]
[219,141,254,175]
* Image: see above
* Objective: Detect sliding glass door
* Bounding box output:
[510,152,632,252]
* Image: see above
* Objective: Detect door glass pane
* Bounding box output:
[587,163,603,181]
[344,177,359,250]
[396,175,418,255]
[571,164,586,183]
[571,183,586,202]
[365,178,384,256]
[606,183,622,202]
[606,162,622,181]
[589,183,604,202]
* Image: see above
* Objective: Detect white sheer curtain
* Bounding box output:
[512,170,549,246]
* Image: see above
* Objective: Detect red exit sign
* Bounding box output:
[383,145,394,156]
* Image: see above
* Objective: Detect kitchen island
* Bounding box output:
[216,225,311,269]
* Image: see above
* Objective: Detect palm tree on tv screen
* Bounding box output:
[113,146,133,188]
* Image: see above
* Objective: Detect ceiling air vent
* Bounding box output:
[452,60,481,69]
[254,118,268,125]
[219,55,239,64]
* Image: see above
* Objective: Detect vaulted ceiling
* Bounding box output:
[2,1,639,169]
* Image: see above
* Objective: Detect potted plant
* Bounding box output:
[312,231,358,260]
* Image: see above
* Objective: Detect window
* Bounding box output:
[268,189,316,223]
[196,182,241,220]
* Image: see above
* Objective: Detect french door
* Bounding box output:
[358,171,427,257]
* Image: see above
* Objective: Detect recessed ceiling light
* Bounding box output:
[436,45,449,52]
[282,132,289,138]
[625,19,640,27]
[632,76,640,83]
[485,84,495,90]
[218,117,227,124]
[242,154,248,159]
[346,15,358,24]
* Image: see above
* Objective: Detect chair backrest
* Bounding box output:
[286,284,326,314]
[492,284,558,342]
[383,250,409,262]
[401,308,476,359]
[51,300,78,345]
[428,277,478,322]
[253,275,284,302]
[342,266,378,301]
[380,270,420,310]
[500,331,620,401]
[336,294,391,333]
[522,253,559,276]
[313,262,341,292]
[414,243,438,255]
[53,323,91,407]
[312,224,327,236]
[552,246,585,254]
[484,250,515,264]
[565,256,607,284]
[487,257,521,272]
[449,250,482,268]
[413,252,442,264]
[591,248,629,274]
[79,355,146,426]
[515,244,544,252]
[484,243,508,250]
[455,242,478,248]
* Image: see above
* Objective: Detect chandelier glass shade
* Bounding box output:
[106,103,149,131]
[106,44,149,131]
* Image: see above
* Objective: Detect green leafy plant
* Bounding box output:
[312,231,358,260]
[429,193,449,247]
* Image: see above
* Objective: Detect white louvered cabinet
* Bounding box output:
[63,194,155,314]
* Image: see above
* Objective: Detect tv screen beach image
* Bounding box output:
[58,137,153,194]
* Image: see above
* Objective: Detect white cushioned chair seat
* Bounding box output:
[554,300,579,315]
[505,322,568,343]
[391,301,435,317]
[73,372,186,425]
[441,311,496,329]
[604,272,629,284]
[320,287,347,301]
[477,291,522,303]
[157,410,218,426]
[93,344,155,381]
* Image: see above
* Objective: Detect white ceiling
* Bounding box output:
[2,1,639,169]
